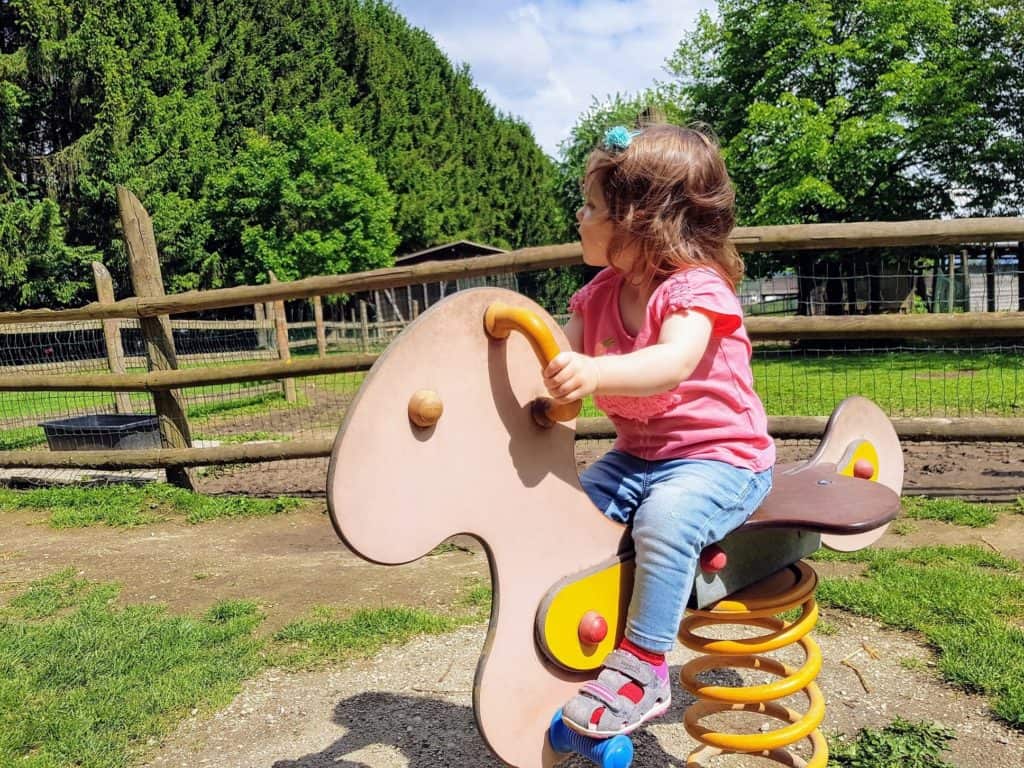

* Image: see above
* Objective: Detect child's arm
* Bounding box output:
[562,313,584,353]
[543,310,713,403]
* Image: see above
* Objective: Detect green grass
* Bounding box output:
[0,569,486,768]
[901,496,1011,527]
[193,430,290,444]
[270,604,472,670]
[0,425,49,450]
[828,717,956,767]
[0,570,264,768]
[813,545,1024,728]
[755,349,1022,416]
[0,484,302,528]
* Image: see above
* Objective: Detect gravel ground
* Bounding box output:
[144,611,1023,768]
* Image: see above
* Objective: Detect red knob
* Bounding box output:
[853,459,875,479]
[700,544,728,573]
[578,611,608,645]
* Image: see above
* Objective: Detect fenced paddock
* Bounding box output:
[0,188,1021,494]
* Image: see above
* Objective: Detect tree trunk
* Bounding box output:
[868,255,882,314]
[824,259,843,315]
[797,252,816,316]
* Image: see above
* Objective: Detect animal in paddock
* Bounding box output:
[327,288,902,768]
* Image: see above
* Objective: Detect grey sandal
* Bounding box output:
[562,649,671,738]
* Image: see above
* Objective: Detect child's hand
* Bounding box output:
[543,352,600,404]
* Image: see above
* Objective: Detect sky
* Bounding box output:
[387,1,715,157]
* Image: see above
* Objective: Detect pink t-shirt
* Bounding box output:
[569,266,775,471]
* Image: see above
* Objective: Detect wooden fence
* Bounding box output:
[1,187,1023,487]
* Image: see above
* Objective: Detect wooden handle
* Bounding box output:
[484,302,582,425]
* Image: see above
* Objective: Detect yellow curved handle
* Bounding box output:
[484,302,582,425]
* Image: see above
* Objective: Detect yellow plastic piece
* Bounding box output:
[483,302,581,424]
[541,560,628,671]
[679,561,829,767]
[838,439,880,481]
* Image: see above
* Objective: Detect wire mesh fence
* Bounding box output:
[0,261,1021,492]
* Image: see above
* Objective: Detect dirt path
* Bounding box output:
[3,499,1023,767]
[3,437,1022,767]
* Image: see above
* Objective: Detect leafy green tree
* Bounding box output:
[206,116,398,285]
[1,0,564,308]
[540,93,687,310]
[664,0,1023,309]
[1,0,220,302]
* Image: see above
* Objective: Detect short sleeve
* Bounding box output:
[568,268,617,316]
[568,283,594,315]
[662,268,742,336]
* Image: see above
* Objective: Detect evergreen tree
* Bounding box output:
[0,0,564,308]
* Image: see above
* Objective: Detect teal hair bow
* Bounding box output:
[603,125,640,151]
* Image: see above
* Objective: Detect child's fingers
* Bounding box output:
[543,352,571,379]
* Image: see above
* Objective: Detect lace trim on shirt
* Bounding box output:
[664,275,698,314]
[595,391,682,423]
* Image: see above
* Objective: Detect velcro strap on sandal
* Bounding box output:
[601,649,657,687]
[579,681,620,709]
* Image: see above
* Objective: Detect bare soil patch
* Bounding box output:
[2,439,1022,767]
[199,439,1024,503]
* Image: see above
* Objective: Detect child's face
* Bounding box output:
[576,176,614,268]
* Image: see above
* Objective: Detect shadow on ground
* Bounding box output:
[270,670,715,768]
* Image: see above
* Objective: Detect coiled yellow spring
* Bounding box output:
[678,561,827,767]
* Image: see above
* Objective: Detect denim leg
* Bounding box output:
[625,461,773,652]
[579,450,647,525]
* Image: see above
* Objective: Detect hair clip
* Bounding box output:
[602,125,640,152]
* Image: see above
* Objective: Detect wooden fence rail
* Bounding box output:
[3,414,1023,471]
[1,217,1023,325]
[1,193,1022,480]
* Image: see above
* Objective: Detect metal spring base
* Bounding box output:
[678,561,828,767]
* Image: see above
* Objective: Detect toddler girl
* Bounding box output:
[544,123,775,737]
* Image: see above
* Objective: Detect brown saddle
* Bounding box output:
[745,462,900,535]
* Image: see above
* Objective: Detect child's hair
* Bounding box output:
[584,123,744,287]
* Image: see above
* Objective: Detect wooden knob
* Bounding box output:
[408,390,443,428]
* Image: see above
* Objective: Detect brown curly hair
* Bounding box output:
[584,123,743,287]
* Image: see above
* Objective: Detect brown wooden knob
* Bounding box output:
[408,389,443,428]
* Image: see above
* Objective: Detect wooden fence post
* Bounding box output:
[116,187,194,490]
[313,295,327,358]
[92,261,132,414]
[986,246,996,312]
[254,303,268,349]
[268,271,297,402]
[1018,241,1023,312]
[359,300,370,352]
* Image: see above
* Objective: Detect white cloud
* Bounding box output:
[388,1,714,156]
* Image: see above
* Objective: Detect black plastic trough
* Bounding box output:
[38,414,161,451]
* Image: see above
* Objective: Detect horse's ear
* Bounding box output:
[326,288,581,564]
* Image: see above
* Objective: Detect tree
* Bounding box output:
[665,0,1024,310]
[0,195,97,307]
[540,93,688,311]
[206,116,398,285]
[1,0,564,308]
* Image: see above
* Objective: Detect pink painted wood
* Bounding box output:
[328,288,625,767]
[326,288,903,766]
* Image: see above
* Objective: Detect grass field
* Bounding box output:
[0,570,486,768]
[1,347,1020,451]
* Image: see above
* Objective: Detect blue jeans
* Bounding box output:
[581,451,774,653]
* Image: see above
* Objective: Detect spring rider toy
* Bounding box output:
[327,288,902,767]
